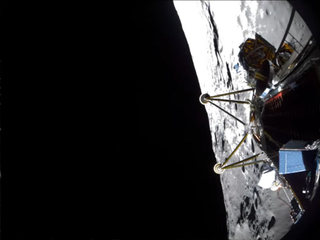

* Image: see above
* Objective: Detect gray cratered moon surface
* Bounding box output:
[174,1,312,239]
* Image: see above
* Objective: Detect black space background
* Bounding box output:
[5,1,319,239]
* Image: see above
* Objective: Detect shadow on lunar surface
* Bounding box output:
[205,2,223,67]
[205,2,219,40]
[226,62,233,89]
[251,139,255,153]
[214,132,218,146]
[253,186,262,205]
[248,205,256,222]
[234,191,278,239]
[268,216,276,230]
[237,16,243,30]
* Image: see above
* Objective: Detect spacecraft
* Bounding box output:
[200,18,320,224]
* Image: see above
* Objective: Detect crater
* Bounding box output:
[253,187,262,205]
[260,219,268,228]
[267,216,276,230]
[248,205,256,222]
[244,196,250,206]
[214,132,218,146]
[240,202,244,221]
[251,139,255,152]
[226,62,233,89]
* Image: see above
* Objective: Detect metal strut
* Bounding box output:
[222,153,265,170]
[222,132,250,167]
[201,89,266,174]
[209,101,247,126]
[209,98,251,104]
[214,132,266,174]
[200,88,255,126]
[208,88,255,99]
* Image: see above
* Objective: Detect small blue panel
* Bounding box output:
[261,88,270,98]
[279,150,307,174]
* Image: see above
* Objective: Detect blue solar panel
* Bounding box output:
[279,150,307,174]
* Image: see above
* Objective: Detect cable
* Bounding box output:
[277,187,292,211]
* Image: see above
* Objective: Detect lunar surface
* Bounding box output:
[173,1,313,239]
